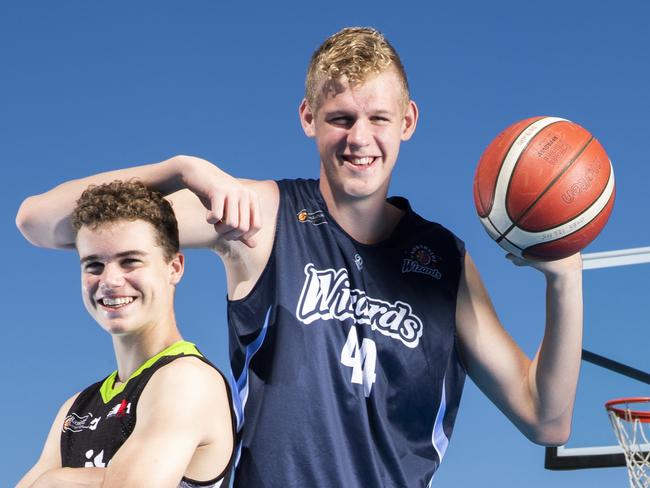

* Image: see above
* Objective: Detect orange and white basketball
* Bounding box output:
[473,116,615,260]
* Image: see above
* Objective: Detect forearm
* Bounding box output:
[16,155,193,248]
[30,468,105,488]
[528,265,583,442]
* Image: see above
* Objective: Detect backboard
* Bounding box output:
[545,247,650,470]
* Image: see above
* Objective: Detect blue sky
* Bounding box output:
[2,1,648,486]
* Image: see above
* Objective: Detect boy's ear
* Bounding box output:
[169,252,184,285]
[299,98,316,138]
[401,100,418,141]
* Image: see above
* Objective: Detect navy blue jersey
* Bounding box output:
[228,179,466,487]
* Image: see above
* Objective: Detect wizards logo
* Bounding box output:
[402,245,442,279]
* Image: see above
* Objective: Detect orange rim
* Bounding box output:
[605,397,650,423]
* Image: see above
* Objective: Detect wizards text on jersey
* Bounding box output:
[296,263,423,348]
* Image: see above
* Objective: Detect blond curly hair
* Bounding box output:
[72,180,179,262]
[305,27,410,112]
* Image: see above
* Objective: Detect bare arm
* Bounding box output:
[27,469,105,488]
[16,394,81,488]
[456,252,583,445]
[16,155,276,251]
[17,156,179,249]
[16,155,279,299]
[100,357,234,488]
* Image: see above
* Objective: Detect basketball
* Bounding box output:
[473,116,615,260]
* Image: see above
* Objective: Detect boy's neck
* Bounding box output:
[111,321,182,383]
[319,181,404,244]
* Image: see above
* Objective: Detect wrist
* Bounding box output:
[539,253,583,280]
[167,155,215,193]
[544,265,583,290]
[171,155,226,189]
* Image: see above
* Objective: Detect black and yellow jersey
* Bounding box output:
[61,341,235,488]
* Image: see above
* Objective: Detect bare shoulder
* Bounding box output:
[144,356,229,403]
[240,178,280,237]
[53,391,82,429]
[137,356,233,448]
[240,178,279,203]
[61,391,81,412]
[237,177,280,247]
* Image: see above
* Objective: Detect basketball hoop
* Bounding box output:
[606,397,650,487]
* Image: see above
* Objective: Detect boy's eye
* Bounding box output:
[329,116,353,126]
[84,263,104,274]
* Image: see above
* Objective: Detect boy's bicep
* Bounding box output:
[102,360,232,488]
[16,393,79,487]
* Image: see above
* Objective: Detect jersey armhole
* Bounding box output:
[137,356,238,485]
[452,243,470,375]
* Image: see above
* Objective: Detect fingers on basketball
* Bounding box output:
[505,253,527,267]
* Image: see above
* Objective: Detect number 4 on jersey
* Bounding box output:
[340,326,377,397]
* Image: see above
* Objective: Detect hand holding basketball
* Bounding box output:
[506,251,583,279]
[474,117,615,260]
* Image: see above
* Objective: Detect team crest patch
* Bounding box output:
[297,208,327,226]
[402,245,442,279]
[63,412,101,433]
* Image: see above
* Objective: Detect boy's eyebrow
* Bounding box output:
[79,250,147,265]
[324,110,353,116]
[325,109,396,117]
[372,109,395,116]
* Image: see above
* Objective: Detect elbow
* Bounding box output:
[16,196,41,246]
[170,154,202,168]
[16,196,71,248]
[524,421,571,446]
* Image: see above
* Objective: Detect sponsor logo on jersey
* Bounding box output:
[85,448,107,467]
[402,245,442,279]
[297,208,327,226]
[62,412,101,433]
[296,264,423,348]
[107,399,132,418]
[353,253,363,271]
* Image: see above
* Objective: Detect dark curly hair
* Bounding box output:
[72,180,179,261]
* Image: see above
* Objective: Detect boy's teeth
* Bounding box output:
[101,297,134,307]
[351,157,373,165]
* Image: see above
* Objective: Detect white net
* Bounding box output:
[608,409,650,488]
